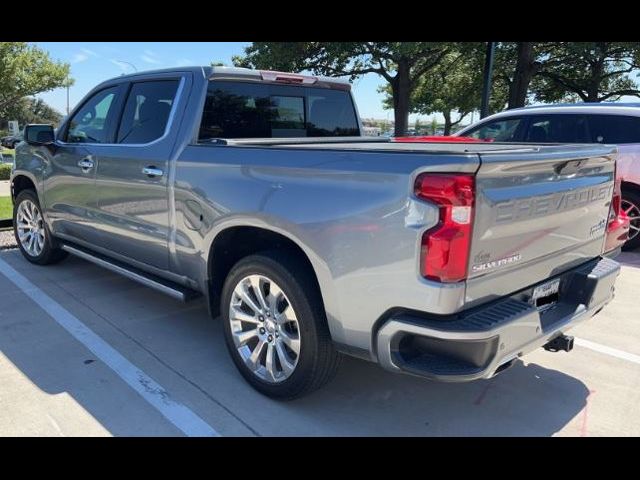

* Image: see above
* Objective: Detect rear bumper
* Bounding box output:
[375,256,620,382]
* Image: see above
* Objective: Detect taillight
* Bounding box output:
[604,167,629,253]
[415,174,475,282]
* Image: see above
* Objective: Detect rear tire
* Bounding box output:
[13,189,67,265]
[220,250,341,400]
[622,189,640,251]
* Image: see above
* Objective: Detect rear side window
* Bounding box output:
[524,114,590,143]
[465,118,524,142]
[117,80,180,144]
[198,81,359,140]
[307,91,359,136]
[587,115,640,144]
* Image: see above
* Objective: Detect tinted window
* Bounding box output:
[117,80,179,144]
[465,118,523,142]
[524,115,590,143]
[198,81,359,140]
[588,115,640,144]
[66,87,119,143]
[307,91,359,136]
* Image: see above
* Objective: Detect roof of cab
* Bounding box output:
[100,65,352,90]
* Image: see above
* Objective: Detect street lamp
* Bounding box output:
[66,76,70,115]
[480,42,496,119]
[63,73,74,115]
[116,60,138,74]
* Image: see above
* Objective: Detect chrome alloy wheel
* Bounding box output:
[229,274,301,383]
[16,199,46,257]
[622,198,640,241]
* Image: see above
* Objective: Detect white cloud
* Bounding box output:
[72,53,89,64]
[140,54,162,65]
[81,48,99,57]
[175,58,195,67]
[143,49,157,57]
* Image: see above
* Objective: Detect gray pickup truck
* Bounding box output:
[12,66,622,399]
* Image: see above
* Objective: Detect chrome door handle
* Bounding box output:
[77,158,94,170]
[142,166,164,178]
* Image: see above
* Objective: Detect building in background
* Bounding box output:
[363,126,382,136]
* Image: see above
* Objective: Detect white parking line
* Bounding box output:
[576,338,640,366]
[0,257,220,437]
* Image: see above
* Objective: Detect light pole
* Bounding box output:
[480,42,496,119]
[64,73,72,115]
[66,78,69,115]
[116,60,138,74]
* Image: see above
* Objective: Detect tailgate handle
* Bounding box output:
[554,160,585,175]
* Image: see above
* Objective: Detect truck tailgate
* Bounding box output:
[465,144,617,306]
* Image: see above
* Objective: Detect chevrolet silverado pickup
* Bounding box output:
[12,66,622,399]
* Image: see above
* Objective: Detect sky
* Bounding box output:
[33,41,433,125]
[32,42,640,128]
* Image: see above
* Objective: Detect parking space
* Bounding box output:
[0,247,639,436]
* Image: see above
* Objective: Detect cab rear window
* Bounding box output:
[198,80,359,140]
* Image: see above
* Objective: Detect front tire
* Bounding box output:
[220,251,341,400]
[13,190,67,265]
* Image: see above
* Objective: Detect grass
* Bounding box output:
[0,196,13,220]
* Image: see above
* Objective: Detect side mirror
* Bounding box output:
[25,124,55,146]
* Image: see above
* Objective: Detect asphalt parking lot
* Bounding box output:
[0,246,638,436]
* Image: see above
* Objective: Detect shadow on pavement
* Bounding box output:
[287,356,589,436]
[616,248,640,268]
[0,265,184,436]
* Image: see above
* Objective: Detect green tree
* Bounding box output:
[414,118,422,134]
[385,45,507,135]
[233,42,452,136]
[492,42,551,109]
[533,42,640,103]
[0,42,71,117]
[3,97,62,127]
[431,117,438,135]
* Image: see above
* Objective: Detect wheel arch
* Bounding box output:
[205,224,337,338]
[11,172,38,201]
[622,180,640,196]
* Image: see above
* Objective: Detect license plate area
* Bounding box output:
[530,278,561,310]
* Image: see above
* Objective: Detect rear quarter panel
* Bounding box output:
[173,145,479,355]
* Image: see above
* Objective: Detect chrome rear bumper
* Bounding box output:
[376,257,620,381]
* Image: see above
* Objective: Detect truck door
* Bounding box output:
[45,84,126,245]
[92,73,188,271]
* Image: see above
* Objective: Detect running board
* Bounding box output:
[60,244,200,302]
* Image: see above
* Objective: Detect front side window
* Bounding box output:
[465,118,524,142]
[588,115,640,144]
[117,80,179,144]
[65,86,119,143]
[198,81,359,140]
[524,115,590,143]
